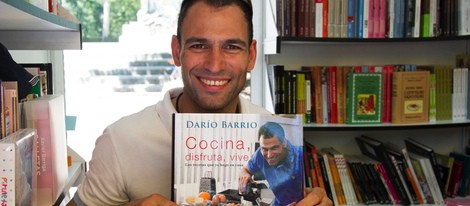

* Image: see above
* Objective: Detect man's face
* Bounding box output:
[259,135,288,166]
[171,1,257,112]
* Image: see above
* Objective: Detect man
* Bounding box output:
[68,0,332,205]
[239,122,304,206]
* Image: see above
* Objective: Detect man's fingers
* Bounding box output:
[296,187,333,206]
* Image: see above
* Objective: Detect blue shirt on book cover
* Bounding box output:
[247,141,303,206]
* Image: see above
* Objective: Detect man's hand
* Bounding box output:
[288,187,333,206]
[238,166,253,194]
[125,194,178,206]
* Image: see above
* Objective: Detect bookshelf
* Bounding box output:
[0,0,84,205]
[262,0,470,205]
[0,0,82,50]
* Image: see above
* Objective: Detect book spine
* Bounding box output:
[347,0,356,37]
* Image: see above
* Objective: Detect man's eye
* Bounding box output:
[224,44,242,50]
[190,44,206,49]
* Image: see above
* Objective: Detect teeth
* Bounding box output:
[201,78,228,86]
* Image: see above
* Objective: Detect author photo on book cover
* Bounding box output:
[239,121,304,206]
[67,0,332,205]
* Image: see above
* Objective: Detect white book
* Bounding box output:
[23,95,68,206]
[402,148,427,204]
[0,129,37,206]
[362,0,369,38]
[409,153,444,205]
[429,0,437,36]
[462,68,468,119]
[340,0,348,37]
[306,78,312,123]
[462,0,470,35]
[315,1,324,37]
[413,0,421,37]
[328,0,337,37]
[320,151,339,205]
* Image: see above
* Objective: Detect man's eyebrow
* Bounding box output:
[185,37,208,44]
[226,38,248,47]
[185,37,248,47]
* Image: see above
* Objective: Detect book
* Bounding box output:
[0,128,37,206]
[446,159,464,197]
[20,63,53,95]
[172,113,304,206]
[305,141,325,189]
[355,135,411,205]
[317,149,339,205]
[273,65,286,114]
[391,71,430,124]
[408,152,445,205]
[23,95,68,206]
[448,151,470,197]
[346,72,382,124]
[402,148,427,204]
[2,81,19,136]
[322,147,358,205]
[404,137,446,198]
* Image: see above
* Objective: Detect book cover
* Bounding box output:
[20,63,53,95]
[346,72,382,124]
[317,150,339,205]
[401,148,427,204]
[355,135,411,205]
[446,159,464,197]
[23,95,68,206]
[172,114,304,206]
[0,128,37,206]
[448,152,470,197]
[404,137,446,198]
[391,71,430,124]
[408,153,445,205]
[409,157,435,204]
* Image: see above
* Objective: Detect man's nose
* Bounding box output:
[204,47,224,72]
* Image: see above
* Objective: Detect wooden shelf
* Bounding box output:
[0,0,82,50]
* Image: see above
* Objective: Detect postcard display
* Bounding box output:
[173,114,304,205]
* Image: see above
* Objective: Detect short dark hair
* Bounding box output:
[176,0,254,44]
[258,122,286,143]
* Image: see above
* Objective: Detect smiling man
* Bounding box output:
[239,121,304,206]
[68,0,331,205]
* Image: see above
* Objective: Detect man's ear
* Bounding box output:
[247,39,257,72]
[171,35,182,67]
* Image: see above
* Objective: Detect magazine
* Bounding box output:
[172,113,304,206]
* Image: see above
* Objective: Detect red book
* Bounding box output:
[447,160,464,197]
[329,66,338,123]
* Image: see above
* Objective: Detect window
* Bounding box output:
[63,0,263,163]
[63,0,183,162]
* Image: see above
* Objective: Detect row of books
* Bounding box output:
[304,136,470,205]
[0,61,68,204]
[0,63,52,139]
[268,54,470,124]
[276,0,470,38]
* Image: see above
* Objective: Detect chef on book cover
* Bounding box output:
[172,114,303,206]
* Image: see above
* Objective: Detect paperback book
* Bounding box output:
[346,72,383,124]
[172,114,304,206]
